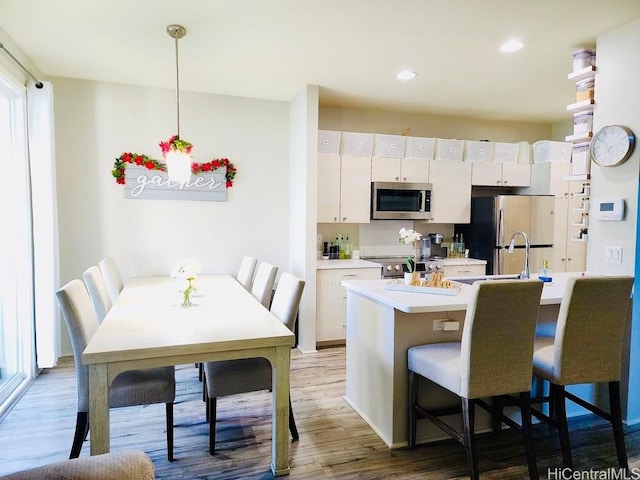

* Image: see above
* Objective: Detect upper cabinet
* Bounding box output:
[427,160,471,223]
[471,162,531,187]
[371,134,431,182]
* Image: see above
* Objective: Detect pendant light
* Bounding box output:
[165,24,192,183]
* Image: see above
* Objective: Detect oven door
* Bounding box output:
[371,182,432,220]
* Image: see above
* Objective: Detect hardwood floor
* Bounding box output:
[0,347,638,479]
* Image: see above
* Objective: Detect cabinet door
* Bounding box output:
[471,162,502,186]
[552,198,569,272]
[340,155,372,223]
[317,153,341,223]
[316,268,380,344]
[371,157,401,182]
[400,157,429,183]
[565,240,587,272]
[429,161,471,223]
[502,163,531,187]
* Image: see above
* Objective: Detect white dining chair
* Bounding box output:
[98,257,124,302]
[203,272,304,454]
[56,279,176,460]
[236,255,257,291]
[82,265,113,323]
[250,262,278,308]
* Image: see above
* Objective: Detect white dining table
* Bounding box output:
[82,274,295,476]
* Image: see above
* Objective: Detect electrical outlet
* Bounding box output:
[433,319,445,331]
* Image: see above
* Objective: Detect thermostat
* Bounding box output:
[597,198,625,221]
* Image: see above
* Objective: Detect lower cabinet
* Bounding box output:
[442,264,486,278]
[316,267,380,346]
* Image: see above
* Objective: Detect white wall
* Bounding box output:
[52,77,290,354]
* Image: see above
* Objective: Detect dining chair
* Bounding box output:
[98,257,124,302]
[250,262,278,308]
[236,255,257,291]
[56,279,176,461]
[531,275,634,470]
[407,279,543,480]
[203,272,305,454]
[82,265,112,323]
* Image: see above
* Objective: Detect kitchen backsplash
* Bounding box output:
[318,220,454,258]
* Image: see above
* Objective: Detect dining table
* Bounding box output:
[82,274,295,476]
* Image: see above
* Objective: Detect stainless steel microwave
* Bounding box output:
[371,182,432,220]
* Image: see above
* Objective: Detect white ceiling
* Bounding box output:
[1,0,640,123]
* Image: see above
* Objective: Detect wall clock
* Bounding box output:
[590,125,636,167]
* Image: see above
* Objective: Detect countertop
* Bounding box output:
[316,258,485,270]
[316,259,382,270]
[341,272,588,314]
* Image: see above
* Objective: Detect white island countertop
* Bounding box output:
[341,272,586,314]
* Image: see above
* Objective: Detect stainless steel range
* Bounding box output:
[364,256,444,279]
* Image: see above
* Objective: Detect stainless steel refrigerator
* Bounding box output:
[456,195,555,275]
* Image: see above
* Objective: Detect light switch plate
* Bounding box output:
[605,245,623,264]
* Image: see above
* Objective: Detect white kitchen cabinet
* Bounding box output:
[371,156,429,183]
[316,267,380,346]
[442,264,486,277]
[426,160,471,223]
[318,153,371,223]
[471,162,531,187]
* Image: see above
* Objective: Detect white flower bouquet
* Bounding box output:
[398,228,422,285]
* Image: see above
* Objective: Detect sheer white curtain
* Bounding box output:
[27,81,59,368]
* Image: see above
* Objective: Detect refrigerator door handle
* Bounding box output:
[497,208,505,275]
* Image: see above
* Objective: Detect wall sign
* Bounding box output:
[111,137,237,202]
[123,165,227,201]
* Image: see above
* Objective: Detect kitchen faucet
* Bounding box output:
[508,231,530,279]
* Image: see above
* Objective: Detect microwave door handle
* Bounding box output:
[420,191,425,212]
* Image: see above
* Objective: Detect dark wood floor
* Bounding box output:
[0,347,638,479]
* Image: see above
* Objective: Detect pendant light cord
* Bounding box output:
[174,35,180,137]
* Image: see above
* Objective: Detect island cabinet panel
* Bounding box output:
[316,267,380,346]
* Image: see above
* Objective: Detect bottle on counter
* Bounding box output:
[344,236,352,259]
[539,259,553,283]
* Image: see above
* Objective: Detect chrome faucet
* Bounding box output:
[508,231,530,279]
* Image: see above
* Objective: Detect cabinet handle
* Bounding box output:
[496,180,501,185]
[342,274,358,278]
[458,269,470,273]
[342,217,347,222]
[334,217,338,222]
[395,176,400,181]
[402,177,407,181]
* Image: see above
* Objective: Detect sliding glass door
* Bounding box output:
[0,75,35,413]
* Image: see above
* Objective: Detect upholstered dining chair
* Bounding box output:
[82,265,112,323]
[56,279,176,460]
[203,272,305,454]
[408,279,544,480]
[236,255,257,291]
[250,262,278,308]
[531,275,634,471]
[98,257,124,302]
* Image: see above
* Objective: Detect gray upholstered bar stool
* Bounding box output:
[531,275,634,470]
[408,279,544,480]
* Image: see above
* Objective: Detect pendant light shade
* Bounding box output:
[166,151,192,184]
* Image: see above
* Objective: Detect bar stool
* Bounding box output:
[408,279,543,480]
[531,275,634,470]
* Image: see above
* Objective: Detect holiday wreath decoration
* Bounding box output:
[112,135,237,188]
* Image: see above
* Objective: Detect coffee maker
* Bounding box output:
[427,233,447,259]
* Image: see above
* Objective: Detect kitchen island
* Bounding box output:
[341,273,578,449]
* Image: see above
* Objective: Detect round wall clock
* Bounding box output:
[590,125,636,167]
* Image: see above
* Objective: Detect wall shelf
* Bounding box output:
[565,132,593,142]
[568,65,597,82]
[567,99,595,113]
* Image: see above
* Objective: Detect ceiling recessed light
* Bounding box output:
[397,70,417,80]
[499,39,524,53]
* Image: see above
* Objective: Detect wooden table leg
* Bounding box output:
[88,363,110,455]
[270,345,291,476]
